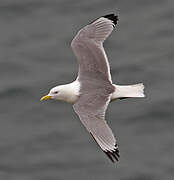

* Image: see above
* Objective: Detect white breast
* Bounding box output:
[59,80,80,103]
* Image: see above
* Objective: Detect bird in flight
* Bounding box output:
[40,14,145,163]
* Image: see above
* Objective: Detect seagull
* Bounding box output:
[40,14,145,163]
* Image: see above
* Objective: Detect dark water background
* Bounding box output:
[0,0,174,179]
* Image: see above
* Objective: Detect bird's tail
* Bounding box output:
[111,83,145,100]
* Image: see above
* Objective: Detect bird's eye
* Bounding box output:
[54,91,58,94]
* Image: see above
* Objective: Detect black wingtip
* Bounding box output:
[90,133,120,163]
[103,14,119,27]
[103,144,120,163]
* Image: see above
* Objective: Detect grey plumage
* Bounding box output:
[41,13,144,163]
[72,14,120,162]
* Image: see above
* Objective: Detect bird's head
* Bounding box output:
[40,85,64,101]
[40,82,79,103]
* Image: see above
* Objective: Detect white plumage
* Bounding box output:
[41,14,145,163]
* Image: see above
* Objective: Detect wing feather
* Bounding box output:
[71,14,118,83]
[73,93,120,162]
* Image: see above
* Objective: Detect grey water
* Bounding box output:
[0,0,174,179]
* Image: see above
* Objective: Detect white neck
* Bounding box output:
[57,81,80,103]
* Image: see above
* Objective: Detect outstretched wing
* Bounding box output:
[73,93,120,162]
[71,14,118,83]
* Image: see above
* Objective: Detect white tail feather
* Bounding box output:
[111,83,145,100]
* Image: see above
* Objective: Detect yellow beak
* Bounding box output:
[40,95,51,101]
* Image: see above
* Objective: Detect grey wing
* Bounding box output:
[71,14,118,83]
[73,93,120,162]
